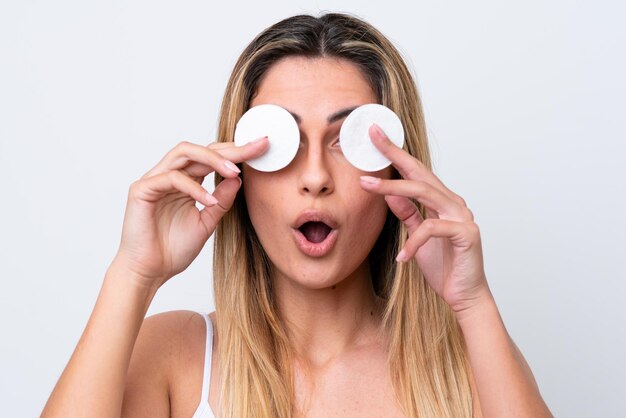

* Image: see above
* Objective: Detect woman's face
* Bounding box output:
[243,56,392,290]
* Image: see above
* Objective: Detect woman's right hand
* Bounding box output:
[111,137,269,291]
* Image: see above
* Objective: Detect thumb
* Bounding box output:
[384,194,424,234]
[199,177,242,225]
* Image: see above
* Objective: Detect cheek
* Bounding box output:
[243,172,293,247]
[342,178,389,243]
[352,166,393,231]
[361,194,389,228]
[243,173,275,232]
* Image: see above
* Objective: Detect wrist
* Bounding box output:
[105,259,161,302]
[453,285,498,326]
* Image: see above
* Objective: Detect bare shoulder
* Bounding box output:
[132,309,206,366]
[143,309,207,341]
[122,310,209,418]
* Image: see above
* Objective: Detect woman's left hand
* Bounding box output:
[359,124,492,316]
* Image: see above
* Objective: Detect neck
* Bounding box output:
[272,260,384,368]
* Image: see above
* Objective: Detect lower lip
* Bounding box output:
[292,228,338,257]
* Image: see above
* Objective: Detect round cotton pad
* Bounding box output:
[339,104,404,172]
[234,104,299,172]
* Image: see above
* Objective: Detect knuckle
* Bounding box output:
[207,143,223,154]
[128,179,143,197]
[128,180,139,193]
[404,163,419,178]
[206,147,221,160]
[466,208,475,221]
[167,169,182,183]
[462,207,474,222]
[422,218,437,231]
[140,168,159,180]
[165,170,183,188]
[172,141,193,157]
[466,222,481,239]
[453,194,467,207]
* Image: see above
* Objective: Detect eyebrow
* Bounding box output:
[287,106,358,125]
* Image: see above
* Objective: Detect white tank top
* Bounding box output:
[191,312,216,418]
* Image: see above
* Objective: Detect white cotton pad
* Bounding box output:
[234,104,300,172]
[339,104,404,172]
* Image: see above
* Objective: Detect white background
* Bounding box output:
[1,1,624,417]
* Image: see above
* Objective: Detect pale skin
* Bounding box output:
[41,57,552,417]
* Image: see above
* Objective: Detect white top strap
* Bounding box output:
[198,312,214,403]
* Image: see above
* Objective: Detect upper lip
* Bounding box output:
[292,209,339,230]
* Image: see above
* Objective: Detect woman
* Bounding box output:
[42,12,552,418]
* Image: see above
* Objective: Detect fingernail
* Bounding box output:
[224,160,241,173]
[360,175,381,185]
[252,136,268,143]
[396,249,407,263]
[205,193,219,206]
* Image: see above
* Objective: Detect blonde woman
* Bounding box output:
[42,13,552,418]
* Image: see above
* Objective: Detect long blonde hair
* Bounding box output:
[213,12,473,417]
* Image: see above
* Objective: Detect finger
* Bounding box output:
[199,177,242,225]
[182,137,270,178]
[207,141,234,150]
[132,169,219,208]
[396,218,480,262]
[144,141,244,180]
[360,176,473,222]
[368,124,467,207]
[207,136,269,163]
[384,195,424,234]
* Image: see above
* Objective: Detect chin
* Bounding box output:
[271,256,368,291]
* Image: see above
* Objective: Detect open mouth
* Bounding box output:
[291,211,339,257]
[298,221,332,243]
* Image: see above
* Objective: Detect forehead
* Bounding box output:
[251,56,377,110]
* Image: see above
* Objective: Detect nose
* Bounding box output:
[296,141,334,196]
